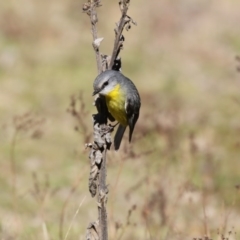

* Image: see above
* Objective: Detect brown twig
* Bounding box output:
[10,112,45,206]
[116,205,137,240]
[67,92,91,143]
[98,148,108,239]
[86,114,112,240]
[83,0,102,74]
[109,0,136,69]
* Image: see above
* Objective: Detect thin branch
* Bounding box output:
[109,0,136,69]
[64,196,86,240]
[59,172,87,240]
[98,148,108,240]
[83,0,102,74]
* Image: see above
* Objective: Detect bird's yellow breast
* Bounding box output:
[105,84,127,126]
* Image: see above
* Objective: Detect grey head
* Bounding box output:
[92,70,122,96]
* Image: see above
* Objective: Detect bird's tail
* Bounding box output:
[114,125,126,150]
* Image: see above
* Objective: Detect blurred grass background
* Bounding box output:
[1,0,240,239]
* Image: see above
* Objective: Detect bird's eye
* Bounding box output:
[103,81,109,87]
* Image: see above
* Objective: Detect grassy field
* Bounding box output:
[1,0,240,239]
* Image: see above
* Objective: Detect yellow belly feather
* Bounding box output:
[105,84,127,126]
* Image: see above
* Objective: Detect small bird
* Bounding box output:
[93,70,141,150]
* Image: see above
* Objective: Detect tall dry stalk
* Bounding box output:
[82,1,136,239]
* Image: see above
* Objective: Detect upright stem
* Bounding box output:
[90,7,102,74]
[82,1,102,73]
[98,148,108,240]
[83,1,135,239]
[109,2,130,69]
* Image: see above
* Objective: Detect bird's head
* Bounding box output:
[93,70,119,96]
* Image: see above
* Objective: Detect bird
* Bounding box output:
[92,70,141,150]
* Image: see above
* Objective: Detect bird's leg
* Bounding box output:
[111,122,119,128]
[102,122,119,136]
[109,122,119,130]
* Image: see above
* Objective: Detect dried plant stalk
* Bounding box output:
[82,1,136,239]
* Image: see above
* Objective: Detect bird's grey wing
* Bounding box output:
[125,96,140,142]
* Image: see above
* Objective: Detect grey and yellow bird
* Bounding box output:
[93,70,141,150]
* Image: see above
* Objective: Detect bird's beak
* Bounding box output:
[92,89,100,96]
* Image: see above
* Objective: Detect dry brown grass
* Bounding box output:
[1,0,240,239]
